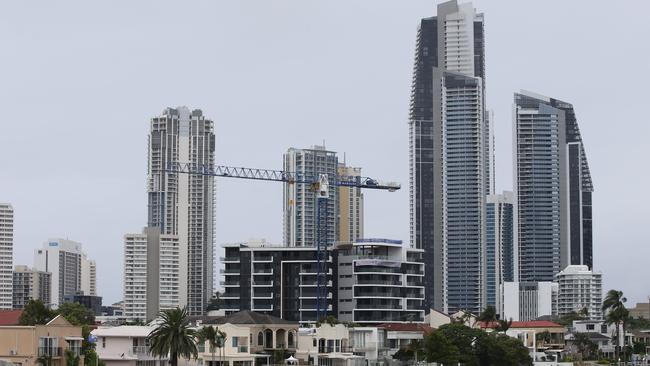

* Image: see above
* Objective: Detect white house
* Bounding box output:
[92,326,167,366]
[296,324,363,366]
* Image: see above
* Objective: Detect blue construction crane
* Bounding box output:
[167,162,400,321]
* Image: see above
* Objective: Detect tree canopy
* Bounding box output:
[423,323,532,366]
[19,299,55,325]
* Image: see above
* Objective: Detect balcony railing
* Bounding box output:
[38,347,62,357]
[130,346,150,356]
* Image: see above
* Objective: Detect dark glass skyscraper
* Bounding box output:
[513,91,593,283]
[409,0,491,313]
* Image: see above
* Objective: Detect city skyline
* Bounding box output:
[1,0,648,305]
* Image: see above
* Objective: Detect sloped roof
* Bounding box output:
[0,310,23,325]
[46,314,73,326]
[92,326,154,337]
[378,323,433,334]
[206,311,296,325]
[480,320,564,329]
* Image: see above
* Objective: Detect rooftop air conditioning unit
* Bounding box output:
[10,349,17,356]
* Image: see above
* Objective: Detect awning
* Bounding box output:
[65,337,85,341]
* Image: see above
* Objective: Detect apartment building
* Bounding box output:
[33,239,96,308]
[0,204,14,310]
[513,91,594,282]
[337,164,364,243]
[555,265,602,320]
[334,239,425,324]
[485,192,514,311]
[123,227,180,322]
[12,265,51,309]
[283,145,338,248]
[500,281,558,321]
[221,240,335,324]
[409,1,492,314]
[147,106,215,316]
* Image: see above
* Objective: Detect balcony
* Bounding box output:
[130,346,151,356]
[220,256,240,263]
[252,280,273,286]
[220,269,240,276]
[38,347,62,357]
[253,268,273,275]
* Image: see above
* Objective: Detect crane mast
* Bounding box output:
[167,161,399,321]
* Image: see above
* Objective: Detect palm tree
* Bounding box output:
[406,339,424,361]
[147,307,198,366]
[603,290,628,358]
[602,289,628,361]
[196,326,227,366]
[494,318,513,333]
[197,326,217,365]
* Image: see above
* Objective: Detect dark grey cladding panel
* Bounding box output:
[443,72,479,88]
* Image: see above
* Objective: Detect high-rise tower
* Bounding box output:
[147,106,215,315]
[409,0,490,313]
[513,91,593,283]
[283,145,338,247]
[0,203,13,309]
[34,239,95,308]
[486,191,514,311]
[337,164,364,243]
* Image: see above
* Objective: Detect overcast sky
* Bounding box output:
[1,1,648,306]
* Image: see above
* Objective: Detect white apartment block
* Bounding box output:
[500,281,558,321]
[33,238,95,308]
[0,203,13,309]
[123,227,180,322]
[81,259,96,296]
[556,265,602,320]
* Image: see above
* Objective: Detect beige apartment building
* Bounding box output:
[0,314,84,366]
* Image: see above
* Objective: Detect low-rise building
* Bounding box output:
[91,325,165,366]
[348,327,386,363]
[480,320,565,361]
[196,323,254,366]
[0,314,84,366]
[296,324,362,366]
[204,310,298,364]
[377,323,432,358]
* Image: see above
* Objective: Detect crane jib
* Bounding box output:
[164,162,401,190]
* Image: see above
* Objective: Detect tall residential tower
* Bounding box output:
[283,145,338,247]
[409,0,491,313]
[513,91,593,282]
[147,106,215,316]
[0,203,13,309]
[486,192,514,311]
[337,164,364,243]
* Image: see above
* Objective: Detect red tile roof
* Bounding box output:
[479,320,563,329]
[0,310,23,325]
[378,323,433,334]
